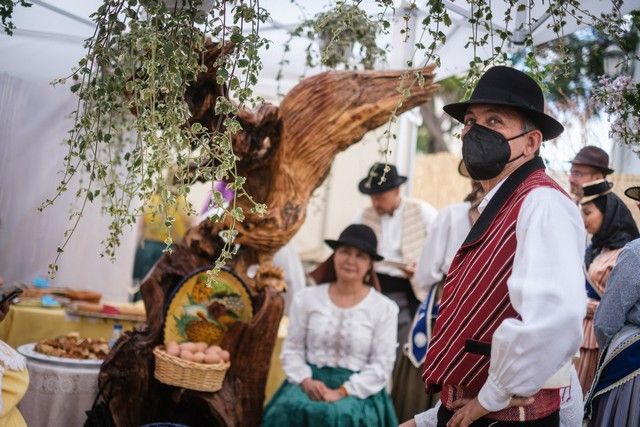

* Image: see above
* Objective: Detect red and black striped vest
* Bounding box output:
[422,158,567,421]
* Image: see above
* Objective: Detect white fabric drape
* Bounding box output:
[0,73,137,302]
[18,358,99,427]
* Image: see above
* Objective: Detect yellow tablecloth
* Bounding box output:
[1,305,287,405]
[0,305,141,348]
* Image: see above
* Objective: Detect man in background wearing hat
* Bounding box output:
[355,162,437,412]
[355,162,437,321]
[406,66,586,427]
[569,146,614,200]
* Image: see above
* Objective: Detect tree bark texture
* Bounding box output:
[419,101,449,153]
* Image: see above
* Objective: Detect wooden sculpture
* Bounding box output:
[98,42,438,427]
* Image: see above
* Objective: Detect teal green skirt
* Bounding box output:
[262,364,398,427]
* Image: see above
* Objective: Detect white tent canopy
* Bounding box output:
[0,0,636,300]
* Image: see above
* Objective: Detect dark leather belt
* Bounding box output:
[464,339,491,356]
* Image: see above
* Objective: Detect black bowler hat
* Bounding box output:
[358,163,407,195]
[571,146,615,175]
[325,224,384,261]
[625,186,640,201]
[443,66,564,141]
[580,179,614,205]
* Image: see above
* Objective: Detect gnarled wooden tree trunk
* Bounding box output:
[99,43,438,427]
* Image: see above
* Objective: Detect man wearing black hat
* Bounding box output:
[356,163,437,326]
[569,146,615,199]
[406,66,586,427]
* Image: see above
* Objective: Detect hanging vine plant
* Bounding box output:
[590,10,640,152]
[283,2,387,71]
[594,75,640,150]
[2,0,637,275]
[38,0,270,276]
[0,0,30,35]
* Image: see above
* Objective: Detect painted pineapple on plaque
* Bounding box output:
[164,269,254,345]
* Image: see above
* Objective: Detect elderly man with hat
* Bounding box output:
[354,162,437,413]
[569,146,614,199]
[403,66,586,427]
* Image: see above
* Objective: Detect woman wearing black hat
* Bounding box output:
[576,180,639,395]
[585,185,640,426]
[262,224,399,427]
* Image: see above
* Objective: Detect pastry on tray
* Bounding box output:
[34,332,109,360]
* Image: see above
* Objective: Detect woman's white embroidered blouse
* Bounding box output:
[280,284,399,399]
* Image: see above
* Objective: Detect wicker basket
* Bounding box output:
[153,346,230,392]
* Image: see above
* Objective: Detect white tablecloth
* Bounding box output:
[18,358,100,427]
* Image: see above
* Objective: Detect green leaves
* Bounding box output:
[230,207,244,222]
[229,175,245,190]
[35,0,630,278]
[1,0,31,35]
[282,3,386,70]
[215,97,238,115]
[41,0,272,275]
[217,67,229,83]
[230,32,244,44]
[250,203,267,216]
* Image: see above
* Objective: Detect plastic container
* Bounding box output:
[108,323,123,349]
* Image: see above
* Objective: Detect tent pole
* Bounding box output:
[30,0,94,28]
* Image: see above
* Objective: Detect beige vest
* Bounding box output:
[362,198,428,299]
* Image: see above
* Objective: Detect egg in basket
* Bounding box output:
[155,268,253,392]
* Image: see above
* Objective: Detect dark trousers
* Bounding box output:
[377,273,420,321]
[379,273,429,421]
[437,405,560,427]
